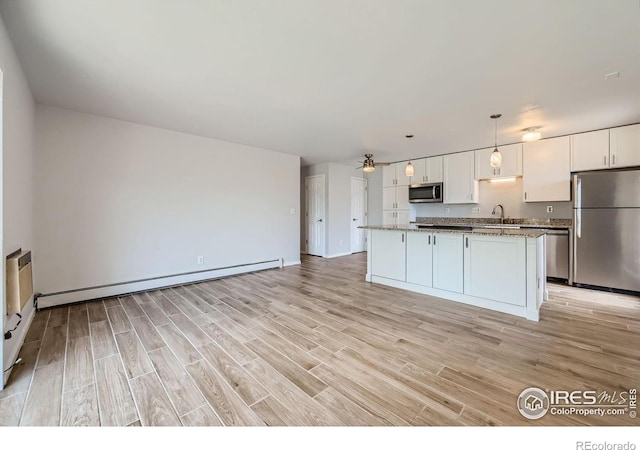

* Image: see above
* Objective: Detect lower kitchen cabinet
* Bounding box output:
[365,228,544,321]
[463,235,526,306]
[370,230,406,281]
[406,232,433,286]
[432,233,464,293]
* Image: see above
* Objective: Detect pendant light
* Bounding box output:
[489,114,502,168]
[405,134,415,176]
[405,161,414,177]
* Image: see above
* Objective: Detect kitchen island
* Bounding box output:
[361,224,547,321]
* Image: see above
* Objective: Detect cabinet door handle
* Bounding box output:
[401,233,404,243]
[425,176,428,182]
[465,237,469,248]
[612,154,616,166]
[433,235,436,245]
[524,192,527,200]
[603,155,607,166]
[498,167,501,176]
[428,235,431,245]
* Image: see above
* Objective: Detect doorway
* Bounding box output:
[350,177,367,253]
[305,175,325,256]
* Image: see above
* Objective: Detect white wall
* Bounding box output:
[35,105,300,306]
[326,164,353,257]
[413,178,572,220]
[0,13,36,385]
[365,169,383,225]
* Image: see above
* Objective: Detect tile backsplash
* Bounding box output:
[412,178,572,220]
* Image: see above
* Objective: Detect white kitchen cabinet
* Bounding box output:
[522,136,571,202]
[383,187,396,210]
[463,234,527,306]
[406,232,433,287]
[610,124,640,169]
[432,233,464,293]
[383,184,409,226]
[444,152,479,204]
[571,129,610,172]
[383,185,409,209]
[370,230,406,281]
[382,210,410,227]
[383,162,411,187]
[366,228,544,321]
[475,143,522,179]
[410,156,443,185]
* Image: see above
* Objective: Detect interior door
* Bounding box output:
[306,175,325,256]
[350,177,367,253]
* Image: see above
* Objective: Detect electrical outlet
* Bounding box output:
[290,208,296,215]
[339,240,344,246]
[197,256,204,264]
[471,207,480,213]
[444,207,450,215]
[546,206,553,213]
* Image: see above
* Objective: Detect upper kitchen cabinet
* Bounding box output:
[523,136,571,202]
[475,143,522,180]
[571,129,610,172]
[410,156,443,185]
[610,124,640,169]
[383,162,412,187]
[444,152,479,204]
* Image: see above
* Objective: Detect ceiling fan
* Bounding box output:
[357,153,390,173]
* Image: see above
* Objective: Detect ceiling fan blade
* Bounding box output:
[374,162,391,166]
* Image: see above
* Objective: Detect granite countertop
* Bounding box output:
[360,224,547,238]
[414,217,572,229]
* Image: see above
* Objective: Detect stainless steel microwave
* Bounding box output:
[409,182,443,203]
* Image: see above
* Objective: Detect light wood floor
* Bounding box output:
[1,253,638,426]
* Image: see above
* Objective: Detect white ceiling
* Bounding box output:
[1,0,639,166]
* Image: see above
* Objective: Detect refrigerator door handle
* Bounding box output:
[576,209,581,239]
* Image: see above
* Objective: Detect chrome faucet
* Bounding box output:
[491,204,505,224]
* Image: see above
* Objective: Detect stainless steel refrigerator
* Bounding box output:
[573,169,640,293]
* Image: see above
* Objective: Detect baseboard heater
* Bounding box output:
[35,258,283,309]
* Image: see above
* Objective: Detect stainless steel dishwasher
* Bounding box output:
[544,229,569,281]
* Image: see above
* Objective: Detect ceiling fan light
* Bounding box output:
[522,129,542,142]
[489,148,502,168]
[363,159,375,172]
[405,161,414,177]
